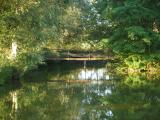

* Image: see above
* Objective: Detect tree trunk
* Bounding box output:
[11,41,17,59]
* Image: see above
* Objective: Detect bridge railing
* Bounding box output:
[45,49,114,60]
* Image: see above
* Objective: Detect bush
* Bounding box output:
[0,66,14,85]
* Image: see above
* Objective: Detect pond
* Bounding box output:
[0,61,160,120]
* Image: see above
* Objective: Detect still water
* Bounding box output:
[0,61,160,120]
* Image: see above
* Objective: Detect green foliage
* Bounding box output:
[96,0,160,70]
[16,52,45,72]
[124,55,145,69]
[1,0,160,82]
[0,67,14,84]
[0,0,92,82]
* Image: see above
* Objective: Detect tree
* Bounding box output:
[0,0,66,82]
[96,0,160,70]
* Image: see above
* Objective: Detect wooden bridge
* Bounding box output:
[46,49,114,61]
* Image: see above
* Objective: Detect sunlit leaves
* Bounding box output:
[96,0,160,70]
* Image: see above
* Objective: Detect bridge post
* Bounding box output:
[84,60,86,69]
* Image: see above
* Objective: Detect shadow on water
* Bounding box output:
[0,61,160,120]
[22,61,109,82]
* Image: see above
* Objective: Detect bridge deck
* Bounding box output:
[47,57,114,61]
[46,49,114,61]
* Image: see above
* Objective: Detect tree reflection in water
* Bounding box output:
[0,62,160,120]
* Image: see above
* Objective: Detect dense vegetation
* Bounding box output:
[95,0,160,72]
[0,0,160,83]
[0,0,91,83]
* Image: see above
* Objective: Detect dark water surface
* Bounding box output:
[0,61,160,120]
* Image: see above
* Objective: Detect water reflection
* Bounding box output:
[0,62,160,120]
[78,68,110,81]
